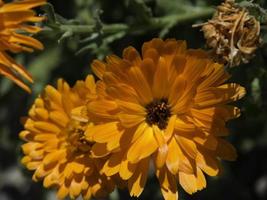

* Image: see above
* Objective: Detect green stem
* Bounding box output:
[47,6,214,36]
[58,24,128,34]
[154,7,214,27]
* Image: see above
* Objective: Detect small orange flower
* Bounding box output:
[0,0,46,92]
[20,75,115,199]
[85,38,246,199]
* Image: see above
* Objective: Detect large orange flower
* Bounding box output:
[20,75,115,199]
[85,38,246,199]
[0,0,46,92]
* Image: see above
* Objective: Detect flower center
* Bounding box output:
[65,120,93,152]
[145,98,171,130]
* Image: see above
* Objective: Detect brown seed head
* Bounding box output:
[195,0,261,67]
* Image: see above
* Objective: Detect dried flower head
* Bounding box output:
[194,0,261,67]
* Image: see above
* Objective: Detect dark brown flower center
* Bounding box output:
[145,98,171,130]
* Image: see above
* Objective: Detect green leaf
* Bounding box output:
[41,3,57,25]
[127,0,153,23]
[28,46,62,95]
[251,77,261,104]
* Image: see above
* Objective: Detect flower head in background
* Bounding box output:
[194,0,261,67]
[0,0,46,92]
[20,75,115,199]
[86,38,246,199]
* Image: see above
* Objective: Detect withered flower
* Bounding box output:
[194,0,261,67]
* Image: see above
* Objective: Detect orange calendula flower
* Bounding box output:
[20,75,115,200]
[85,38,246,199]
[0,0,46,92]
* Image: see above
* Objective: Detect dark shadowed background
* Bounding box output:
[0,0,267,199]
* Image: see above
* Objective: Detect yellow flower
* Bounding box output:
[20,75,115,200]
[85,38,246,199]
[0,0,46,92]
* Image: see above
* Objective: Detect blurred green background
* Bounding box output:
[0,0,267,199]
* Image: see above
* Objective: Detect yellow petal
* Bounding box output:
[128,66,153,105]
[168,54,186,84]
[116,100,146,115]
[49,111,69,127]
[91,143,110,158]
[153,125,168,168]
[156,167,178,200]
[9,33,43,50]
[106,84,139,103]
[102,151,124,176]
[174,117,196,132]
[0,62,31,92]
[140,58,155,86]
[44,85,62,106]
[119,156,137,180]
[194,83,246,109]
[123,46,141,65]
[87,99,118,119]
[57,185,69,199]
[166,138,180,175]
[178,171,198,194]
[131,122,147,143]
[176,135,197,159]
[128,158,150,197]
[164,115,176,141]
[69,179,82,198]
[199,63,230,89]
[0,0,46,12]
[169,76,186,107]
[178,167,207,194]
[152,57,169,99]
[118,113,145,128]
[85,122,123,143]
[92,60,106,80]
[127,127,158,163]
[196,151,219,176]
[196,167,206,191]
[193,133,218,150]
[43,150,65,166]
[34,121,61,133]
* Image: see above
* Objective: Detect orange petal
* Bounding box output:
[128,66,153,105]
[123,46,141,65]
[152,57,169,99]
[216,138,237,161]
